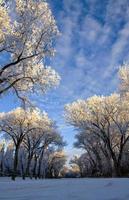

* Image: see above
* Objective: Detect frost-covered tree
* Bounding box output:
[0,0,60,101]
[0,107,66,179]
[23,122,65,178]
[46,150,66,178]
[0,107,52,180]
[37,128,65,178]
[3,141,14,175]
[65,92,129,176]
[23,129,43,177]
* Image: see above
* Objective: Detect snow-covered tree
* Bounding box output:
[47,150,66,178]
[3,141,14,175]
[65,92,129,176]
[37,127,65,178]
[0,0,60,101]
[0,107,52,180]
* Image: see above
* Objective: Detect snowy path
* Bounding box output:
[0,178,129,200]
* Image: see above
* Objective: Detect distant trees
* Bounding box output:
[65,64,129,177]
[46,151,66,178]
[0,108,66,180]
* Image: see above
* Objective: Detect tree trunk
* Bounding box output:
[33,155,38,179]
[105,136,122,177]
[38,148,44,178]
[109,146,122,177]
[26,154,33,177]
[0,160,3,176]
[20,158,25,180]
[12,145,19,181]
[113,161,121,177]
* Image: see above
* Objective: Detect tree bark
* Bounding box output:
[12,145,19,181]
[33,155,38,179]
[26,153,33,177]
[38,148,45,178]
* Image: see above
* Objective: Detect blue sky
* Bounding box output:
[1,0,129,159]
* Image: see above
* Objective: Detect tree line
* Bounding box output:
[65,65,129,177]
[0,108,66,180]
[1,0,129,180]
[0,0,66,180]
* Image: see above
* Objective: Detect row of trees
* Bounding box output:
[0,141,66,179]
[65,64,129,177]
[0,107,66,180]
[0,0,66,180]
[2,0,129,179]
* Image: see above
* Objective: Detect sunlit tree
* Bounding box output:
[0,0,60,101]
[0,107,52,180]
[65,93,129,176]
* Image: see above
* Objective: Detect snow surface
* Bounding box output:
[0,178,129,200]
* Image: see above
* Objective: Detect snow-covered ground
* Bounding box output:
[0,178,129,200]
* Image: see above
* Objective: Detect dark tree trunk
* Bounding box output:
[12,145,19,181]
[0,160,3,176]
[26,153,33,177]
[38,149,44,178]
[33,155,38,179]
[104,135,122,177]
[113,161,121,177]
[20,158,25,180]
